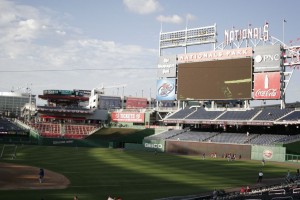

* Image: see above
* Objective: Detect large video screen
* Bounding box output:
[177,58,252,100]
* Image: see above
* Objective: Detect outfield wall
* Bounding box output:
[166,140,252,159]
[251,145,286,162]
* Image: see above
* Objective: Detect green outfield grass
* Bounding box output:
[0,144,299,200]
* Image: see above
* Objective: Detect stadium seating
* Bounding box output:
[168,131,219,142]
[0,118,25,132]
[253,108,294,121]
[278,110,300,121]
[28,122,98,139]
[186,108,223,120]
[145,129,183,140]
[217,109,260,120]
[166,108,196,119]
[249,134,288,145]
[209,132,258,144]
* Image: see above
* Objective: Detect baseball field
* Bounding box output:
[0,144,299,200]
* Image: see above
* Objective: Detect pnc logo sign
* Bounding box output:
[254,54,280,63]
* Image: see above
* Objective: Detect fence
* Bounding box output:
[286,154,300,163]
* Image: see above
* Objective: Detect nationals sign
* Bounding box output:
[253,72,281,99]
[111,112,145,123]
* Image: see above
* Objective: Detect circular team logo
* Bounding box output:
[255,55,263,63]
[158,82,174,97]
[263,149,273,159]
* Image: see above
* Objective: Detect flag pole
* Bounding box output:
[283,19,286,45]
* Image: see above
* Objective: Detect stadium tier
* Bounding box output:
[164,107,300,125]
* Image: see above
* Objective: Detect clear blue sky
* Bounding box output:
[1,0,300,105]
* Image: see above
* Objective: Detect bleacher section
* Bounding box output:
[29,123,61,138]
[186,108,223,120]
[217,109,260,120]
[253,108,294,121]
[145,129,184,140]
[209,132,258,144]
[168,131,219,142]
[278,110,300,121]
[64,124,98,139]
[249,134,289,145]
[166,108,195,119]
[0,118,26,132]
[28,122,99,139]
[164,107,300,126]
[149,128,300,145]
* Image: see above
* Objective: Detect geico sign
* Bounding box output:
[144,143,163,149]
[255,54,280,63]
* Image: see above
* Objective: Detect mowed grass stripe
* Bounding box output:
[0,145,299,200]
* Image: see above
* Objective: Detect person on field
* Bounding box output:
[261,158,265,166]
[257,171,263,183]
[39,168,44,183]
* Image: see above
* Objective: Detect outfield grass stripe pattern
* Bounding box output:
[0,144,298,200]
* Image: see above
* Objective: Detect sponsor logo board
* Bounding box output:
[111,112,145,123]
[254,45,282,72]
[253,72,281,99]
[156,79,176,101]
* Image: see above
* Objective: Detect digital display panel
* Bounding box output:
[177,58,252,100]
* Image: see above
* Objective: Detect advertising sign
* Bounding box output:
[156,79,176,101]
[157,55,177,78]
[111,112,145,123]
[253,72,281,99]
[178,47,252,64]
[126,97,147,108]
[254,45,282,72]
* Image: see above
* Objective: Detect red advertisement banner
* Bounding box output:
[253,72,281,99]
[111,112,145,123]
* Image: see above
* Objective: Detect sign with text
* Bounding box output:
[254,45,282,72]
[224,23,269,45]
[253,72,281,99]
[178,47,252,64]
[157,55,177,78]
[111,112,145,123]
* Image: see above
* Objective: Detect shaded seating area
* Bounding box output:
[145,129,187,140]
[209,132,258,144]
[0,118,25,132]
[249,134,288,145]
[168,131,218,142]
[253,108,294,121]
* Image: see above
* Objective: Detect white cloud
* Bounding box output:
[186,13,196,21]
[0,0,158,102]
[156,15,183,24]
[123,0,162,15]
